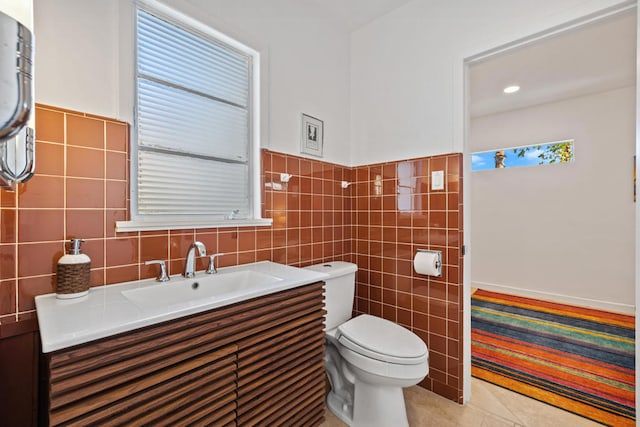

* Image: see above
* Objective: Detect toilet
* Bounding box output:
[304,262,429,427]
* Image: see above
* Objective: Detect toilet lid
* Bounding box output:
[336,315,427,365]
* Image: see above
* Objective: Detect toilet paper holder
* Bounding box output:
[416,249,442,277]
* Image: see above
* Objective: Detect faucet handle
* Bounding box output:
[206,253,225,274]
[145,260,170,282]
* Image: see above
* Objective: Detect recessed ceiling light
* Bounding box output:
[503,85,520,94]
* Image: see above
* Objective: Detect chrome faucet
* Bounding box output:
[145,259,170,282]
[206,253,225,274]
[183,241,206,278]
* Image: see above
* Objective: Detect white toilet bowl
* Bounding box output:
[326,314,428,427]
[304,262,429,427]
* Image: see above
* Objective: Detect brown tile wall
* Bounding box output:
[0,104,464,403]
[350,156,464,403]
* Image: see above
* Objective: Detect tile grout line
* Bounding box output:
[103,120,108,287]
[13,173,18,320]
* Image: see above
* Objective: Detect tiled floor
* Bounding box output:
[320,378,602,426]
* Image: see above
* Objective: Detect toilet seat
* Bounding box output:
[337,343,428,382]
[336,314,427,365]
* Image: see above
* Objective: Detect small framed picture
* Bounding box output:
[300,113,323,157]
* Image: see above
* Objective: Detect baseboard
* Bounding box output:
[472,281,635,315]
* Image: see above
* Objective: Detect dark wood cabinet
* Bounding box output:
[41,281,326,426]
[0,319,40,427]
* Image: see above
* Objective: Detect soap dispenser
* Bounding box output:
[56,239,91,299]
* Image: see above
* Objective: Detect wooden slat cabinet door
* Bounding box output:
[45,339,238,426]
[42,281,326,426]
[236,281,326,426]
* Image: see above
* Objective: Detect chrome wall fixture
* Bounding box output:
[1,126,34,186]
[0,8,35,188]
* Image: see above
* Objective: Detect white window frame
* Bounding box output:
[116,0,270,232]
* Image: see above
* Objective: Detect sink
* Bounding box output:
[37,261,329,353]
[122,270,283,309]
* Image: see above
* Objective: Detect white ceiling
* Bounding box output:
[469,10,636,118]
[305,0,413,31]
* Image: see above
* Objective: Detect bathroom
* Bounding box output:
[0,0,637,426]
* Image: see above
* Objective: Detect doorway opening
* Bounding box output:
[463,5,637,421]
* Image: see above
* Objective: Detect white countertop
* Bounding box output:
[35,261,328,353]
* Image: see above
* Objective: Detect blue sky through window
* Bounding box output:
[471,140,574,171]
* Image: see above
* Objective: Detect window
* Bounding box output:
[472,140,575,171]
[118,2,269,231]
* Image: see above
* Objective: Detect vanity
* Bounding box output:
[36,261,328,426]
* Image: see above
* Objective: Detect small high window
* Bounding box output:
[472,140,574,171]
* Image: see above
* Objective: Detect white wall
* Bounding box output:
[33,0,352,165]
[34,0,633,166]
[470,87,636,312]
[350,0,633,165]
[34,0,119,119]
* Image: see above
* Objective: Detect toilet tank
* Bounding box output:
[303,262,358,331]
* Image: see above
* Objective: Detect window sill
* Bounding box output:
[115,218,273,233]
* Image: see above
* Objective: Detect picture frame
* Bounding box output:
[300,113,323,157]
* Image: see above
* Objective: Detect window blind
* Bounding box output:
[136,8,252,217]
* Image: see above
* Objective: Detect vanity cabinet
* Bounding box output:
[40,281,326,426]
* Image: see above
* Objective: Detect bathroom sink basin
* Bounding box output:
[122,270,283,309]
[36,261,328,353]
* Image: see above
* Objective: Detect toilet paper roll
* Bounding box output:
[414,251,441,276]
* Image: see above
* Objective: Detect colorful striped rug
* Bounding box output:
[471,289,635,426]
